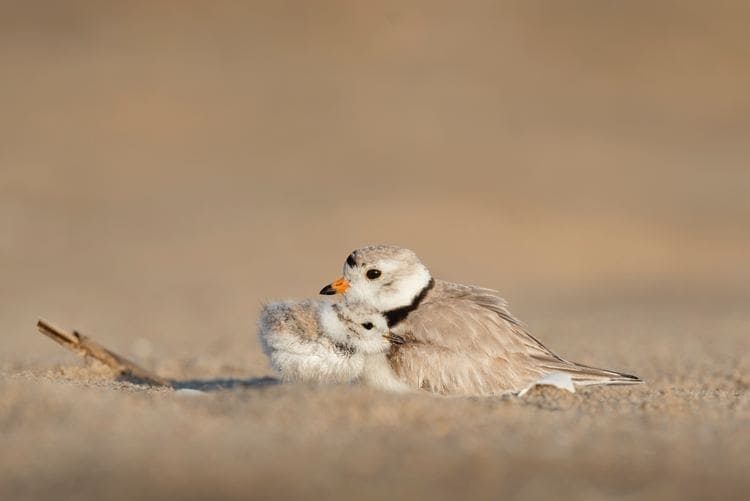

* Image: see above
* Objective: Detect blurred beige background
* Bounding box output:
[0,3,749,499]
[2,1,748,366]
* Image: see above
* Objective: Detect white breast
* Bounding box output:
[269,336,365,384]
[360,353,412,393]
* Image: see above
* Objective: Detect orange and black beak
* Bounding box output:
[320,277,350,295]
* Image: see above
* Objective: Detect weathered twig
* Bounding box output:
[36,319,171,388]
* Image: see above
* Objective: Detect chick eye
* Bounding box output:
[366,269,381,280]
[361,322,374,330]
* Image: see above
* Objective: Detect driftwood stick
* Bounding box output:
[36,319,171,388]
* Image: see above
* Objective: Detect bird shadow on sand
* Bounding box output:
[115,374,280,392]
[171,376,280,392]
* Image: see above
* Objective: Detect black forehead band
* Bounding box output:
[346,253,357,267]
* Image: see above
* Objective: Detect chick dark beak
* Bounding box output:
[320,277,349,295]
[384,333,405,345]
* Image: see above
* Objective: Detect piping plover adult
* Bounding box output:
[320,245,642,396]
[258,299,410,392]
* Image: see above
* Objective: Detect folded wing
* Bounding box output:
[388,281,642,395]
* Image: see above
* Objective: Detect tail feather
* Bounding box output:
[538,358,644,386]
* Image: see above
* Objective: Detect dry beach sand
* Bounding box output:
[1,2,749,499]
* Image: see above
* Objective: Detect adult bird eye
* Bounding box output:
[366,269,381,280]
[361,322,374,330]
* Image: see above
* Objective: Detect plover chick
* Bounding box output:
[258,299,410,392]
[320,245,643,396]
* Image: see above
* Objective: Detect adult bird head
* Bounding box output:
[320,245,432,312]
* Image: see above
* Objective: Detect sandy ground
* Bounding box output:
[1,2,749,500]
